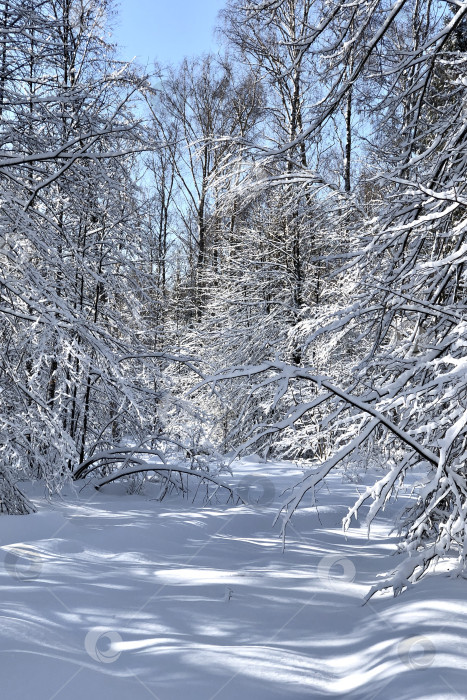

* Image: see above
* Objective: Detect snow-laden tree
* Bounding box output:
[0,0,204,511]
[181,0,361,450]
[195,0,467,594]
[145,55,264,324]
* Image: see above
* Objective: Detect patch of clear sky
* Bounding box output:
[112,0,226,67]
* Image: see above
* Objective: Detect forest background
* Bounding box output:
[1,0,467,596]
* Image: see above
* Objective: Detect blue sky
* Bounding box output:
[111,0,226,66]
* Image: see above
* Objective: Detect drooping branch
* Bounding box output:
[196,360,439,466]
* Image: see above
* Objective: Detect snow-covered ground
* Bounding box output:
[1,458,466,699]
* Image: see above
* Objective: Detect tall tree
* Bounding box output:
[202,0,467,593]
[147,55,263,320]
[0,0,186,511]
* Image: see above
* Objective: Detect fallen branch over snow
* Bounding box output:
[94,465,243,503]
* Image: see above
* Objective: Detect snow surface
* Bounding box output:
[1,458,466,699]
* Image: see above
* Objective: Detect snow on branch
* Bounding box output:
[196,360,438,466]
